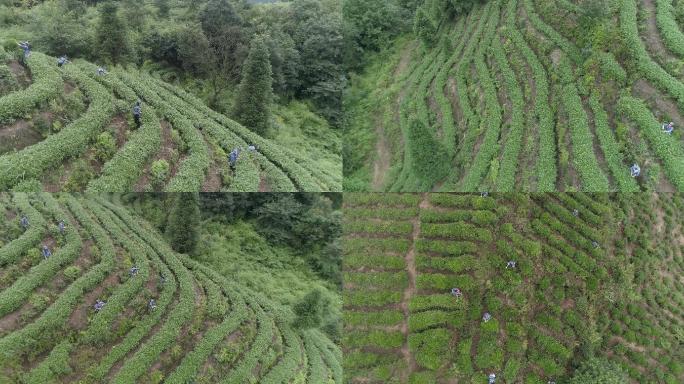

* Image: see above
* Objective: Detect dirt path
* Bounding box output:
[134,120,176,192]
[371,43,417,192]
[109,115,129,148]
[640,0,675,63]
[258,175,269,192]
[582,100,614,187]
[0,119,42,154]
[371,115,391,191]
[8,60,30,87]
[393,42,415,79]
[202,161,222,192]
[398,194,425,381]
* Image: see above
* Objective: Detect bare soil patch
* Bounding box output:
[8,60,30,87]
[0,119,42,155]
[109,115,129,148]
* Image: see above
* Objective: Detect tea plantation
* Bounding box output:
[0,50,341,192]
[344,0,684,192]
[0,193,342,383]
[343,192,683,383]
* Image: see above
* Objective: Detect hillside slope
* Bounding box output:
[0,193,342,383]
[0,51,341,192]
[343,192,684,383]
[344,0,684,192]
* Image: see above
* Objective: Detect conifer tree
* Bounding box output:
[232,36,273,136]
[95,1,130,64]
[293,289,329,329]
[166,193,200,254]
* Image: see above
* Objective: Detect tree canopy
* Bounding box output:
[568,358,629,384]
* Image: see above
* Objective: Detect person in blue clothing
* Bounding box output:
[17,41,30,58]
[132,100,142,128]
[57,56,68,67]
[42,245,52,259]
[662,122,674,135]
[94,299,106,312]
[20,215,29,229]
[488,373,496,384]
[228,148,240,171]
[630,164,641,178]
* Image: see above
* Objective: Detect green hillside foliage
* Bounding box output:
[343,192,684,383]
[0,0,342,191]
[0,192,342,383]
[343,0,684,191]
[568,358,629,384]
[0,52,340,191]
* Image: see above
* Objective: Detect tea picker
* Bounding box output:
[57,56,69,67]
[132,100,142,128]
[42,245,52,259]
[94,299,106,312]
[228,148,240,171]
[20,215,29,229]
[17,41,30,57]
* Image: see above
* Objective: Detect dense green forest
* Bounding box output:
[0,0,342,191]
[0,192,342,383]
[343,0,684,192]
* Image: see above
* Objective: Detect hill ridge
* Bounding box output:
[0,51,341,192]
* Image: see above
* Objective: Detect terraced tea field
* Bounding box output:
[345,0,684,192]
[0,51,341,192]
[0,193,342,383]
[343,193,684,383]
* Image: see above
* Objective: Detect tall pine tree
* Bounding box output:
[232,36,273,136]
[166,193,200,254]
[95,1,130,64]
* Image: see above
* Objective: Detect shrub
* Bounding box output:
[568,358,629,383]
[407,119,450,188]
[63,265,81,281]
[64,159,95,192]
[94,132,116,163]
[11,179,43,192]
[150,159,170,190]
